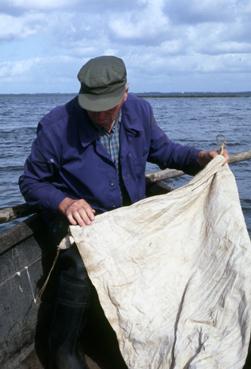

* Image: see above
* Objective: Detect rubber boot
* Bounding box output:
[48,246,91,369]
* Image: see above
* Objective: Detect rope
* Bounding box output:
[36,247,61,304]
[0,257,41,288]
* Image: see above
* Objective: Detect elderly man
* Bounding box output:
[19,56,227,369]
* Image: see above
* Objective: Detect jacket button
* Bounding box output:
[110,181,115,187]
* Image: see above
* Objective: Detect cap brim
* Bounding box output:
[78,85,125,112]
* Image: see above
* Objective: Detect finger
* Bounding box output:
[76,200,95,217]
[79,208,94,224]
[66,206,87,226]
[78,208,94,225]
[84,206,95,221]
[67,212,77,226]
[83,203,96,217]
[77,200,95,220]
[72,210,90,227]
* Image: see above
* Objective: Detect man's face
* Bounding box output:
[87,91,128,132]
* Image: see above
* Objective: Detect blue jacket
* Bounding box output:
[19,94,201,214]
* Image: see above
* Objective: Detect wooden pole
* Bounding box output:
[1,150,251,224]
[228,150,251,164]
[146,149,251,183]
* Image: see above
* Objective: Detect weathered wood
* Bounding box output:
[0,215,51,369]
[0,150,251,224]
[228,150,251,164]
[0,204,35,224]
[146,168,184,183]
[0,215,42,255]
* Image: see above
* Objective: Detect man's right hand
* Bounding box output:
[58,197,95,227]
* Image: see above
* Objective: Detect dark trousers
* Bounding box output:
[46,246,128,369]
[40,215,128,369]
[48,245,91,369]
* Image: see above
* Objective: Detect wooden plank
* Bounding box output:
[0,204,35,224]
[146,167,184,183]
[146,149,251,183]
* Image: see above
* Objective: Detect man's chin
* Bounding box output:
[98,122,112,129]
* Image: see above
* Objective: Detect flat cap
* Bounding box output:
[78,55,127,112]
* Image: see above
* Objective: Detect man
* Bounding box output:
[19,56,228,369]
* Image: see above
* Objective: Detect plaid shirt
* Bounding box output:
[97,112,123,203]
[99,112,121,170]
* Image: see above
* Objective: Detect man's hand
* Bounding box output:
[197,149,229,168]
[58,197,95,227]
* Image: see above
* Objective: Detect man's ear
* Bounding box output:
[123,89,129,102]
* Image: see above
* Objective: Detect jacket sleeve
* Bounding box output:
[19,121,66,211]
[147,105,202,175]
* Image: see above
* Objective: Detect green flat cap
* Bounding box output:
[77,55,127,112]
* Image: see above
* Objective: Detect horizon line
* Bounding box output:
[1,91,251,96]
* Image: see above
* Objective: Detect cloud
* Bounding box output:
[0,55,82,93]
[0,13,45,41]
[77,0,138,12]
[180,20,251,58]
[108,0,170,45]
[164,0,239,24]
[122,42,251,85]
[0,0,79,14]
[0,58,41,79]
[199,41,251,56]
[0,0,137,16]
[223,18,251,45]
[0,0,251,92]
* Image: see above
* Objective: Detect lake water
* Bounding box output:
[0,94,250,234]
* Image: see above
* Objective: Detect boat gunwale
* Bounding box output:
[0,214,41,256]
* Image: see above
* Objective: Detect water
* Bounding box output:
[0,94,250,234]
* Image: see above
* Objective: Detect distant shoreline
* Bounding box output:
[137,92,251,98]
[1,92,251,98]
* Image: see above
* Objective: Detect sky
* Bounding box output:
[1,0,251,93]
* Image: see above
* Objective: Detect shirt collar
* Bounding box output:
[75,94,144,147]
[91,110,122,136]
[77,100,122,148]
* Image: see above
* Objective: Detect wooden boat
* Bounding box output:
[1,151,251,369]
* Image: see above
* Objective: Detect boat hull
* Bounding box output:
[0,215,51,369]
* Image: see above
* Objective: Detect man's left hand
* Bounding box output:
[197,149,229,167]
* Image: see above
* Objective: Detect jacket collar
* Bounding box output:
[72,94,143,148]
[120,96,144,136]
[71,98,100,148]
